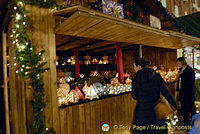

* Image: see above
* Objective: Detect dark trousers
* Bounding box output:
[180,92,196,126]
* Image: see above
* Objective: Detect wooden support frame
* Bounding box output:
[2,31,10,134]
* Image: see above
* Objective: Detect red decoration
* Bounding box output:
[140,13,143,18]
[75,86,85,100]
[126,12,129,16]
[74,49,79,79]
[131,1,133,5]
[116,43,124,83]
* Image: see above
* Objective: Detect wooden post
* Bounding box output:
[139,44,142,58]
[115,43,124,83]
[2,31,10,134]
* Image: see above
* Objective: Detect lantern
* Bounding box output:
[67,89,79,103]
[82,82,89,94]
[125,77,132,85]
[84,55,91,65]
[102,85,110,95]
[71,56,75,65]
[92,57,98,64]
[102,55,109,64]
[75,86,85,100]
[93,82,105,96]
[57,80,70,106]
[85,85,99,100]
[99,60,103,64]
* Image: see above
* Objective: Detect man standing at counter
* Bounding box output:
[176,57,196,126]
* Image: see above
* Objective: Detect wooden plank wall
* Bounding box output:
[8,5,60,133]
[7,20,28,134]
[122,46,177,75]
[143,46,177,71]
[27,5,60,133]
[59,93,136,134]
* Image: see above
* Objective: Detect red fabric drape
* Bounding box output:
[116,43,124,83]
[74,49,79,79]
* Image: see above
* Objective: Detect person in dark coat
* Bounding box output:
[176,57,196,126]
[131,58,177,134]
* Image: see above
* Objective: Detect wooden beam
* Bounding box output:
[74,40,104,49]
[2,31,10,134]
[56,37,83,48]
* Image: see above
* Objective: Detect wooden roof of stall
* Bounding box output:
[54,6,200,50]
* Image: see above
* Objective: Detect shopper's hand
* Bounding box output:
[174,110,177,114]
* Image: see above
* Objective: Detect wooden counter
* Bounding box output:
[59,93,136,134]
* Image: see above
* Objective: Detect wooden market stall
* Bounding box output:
[4,3,200,134]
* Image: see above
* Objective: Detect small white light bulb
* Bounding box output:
[21,45,25,50]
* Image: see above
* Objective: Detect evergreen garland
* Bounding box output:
[120,0,143,23]
[8,0,74,133]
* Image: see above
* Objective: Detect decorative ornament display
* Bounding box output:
[75,86,85,100]
[85,85,99,100]
[67,89,79,103]
[102,0,124,19]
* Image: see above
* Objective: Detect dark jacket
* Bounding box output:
[177,65,195,96]
[132,68,177,121]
